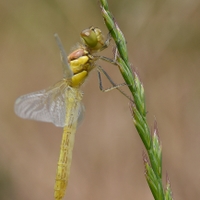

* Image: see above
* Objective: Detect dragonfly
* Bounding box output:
[14,27,128,200]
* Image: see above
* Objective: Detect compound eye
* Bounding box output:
[81,27,98,48]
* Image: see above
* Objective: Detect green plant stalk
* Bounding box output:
[99,1,173,199]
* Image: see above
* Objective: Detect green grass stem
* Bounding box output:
[99,1,173,199]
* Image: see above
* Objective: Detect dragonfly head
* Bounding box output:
[81,26,105,52]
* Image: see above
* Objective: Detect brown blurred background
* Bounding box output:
[0,0,200,199]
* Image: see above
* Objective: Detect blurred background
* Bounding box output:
[0,0,200,199]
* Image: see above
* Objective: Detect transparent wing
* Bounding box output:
[14,80,84,127]
[54,33,73,79]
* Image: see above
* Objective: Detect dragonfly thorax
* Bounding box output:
[68,48,96,72]
[68,48,95,87]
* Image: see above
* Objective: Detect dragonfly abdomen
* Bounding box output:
[54,125,76,200]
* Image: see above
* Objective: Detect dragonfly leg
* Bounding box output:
[103,32,111,49]
[97,66,133,102]
[93,46,120,66]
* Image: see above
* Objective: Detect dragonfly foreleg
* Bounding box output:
[101,32,112,51]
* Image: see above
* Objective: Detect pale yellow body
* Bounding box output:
[54,27,103,199]
[53,52,93,199]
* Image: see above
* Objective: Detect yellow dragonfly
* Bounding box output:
[15,27,127,200]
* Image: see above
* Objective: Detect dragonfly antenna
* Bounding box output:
[54,33,73,79]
